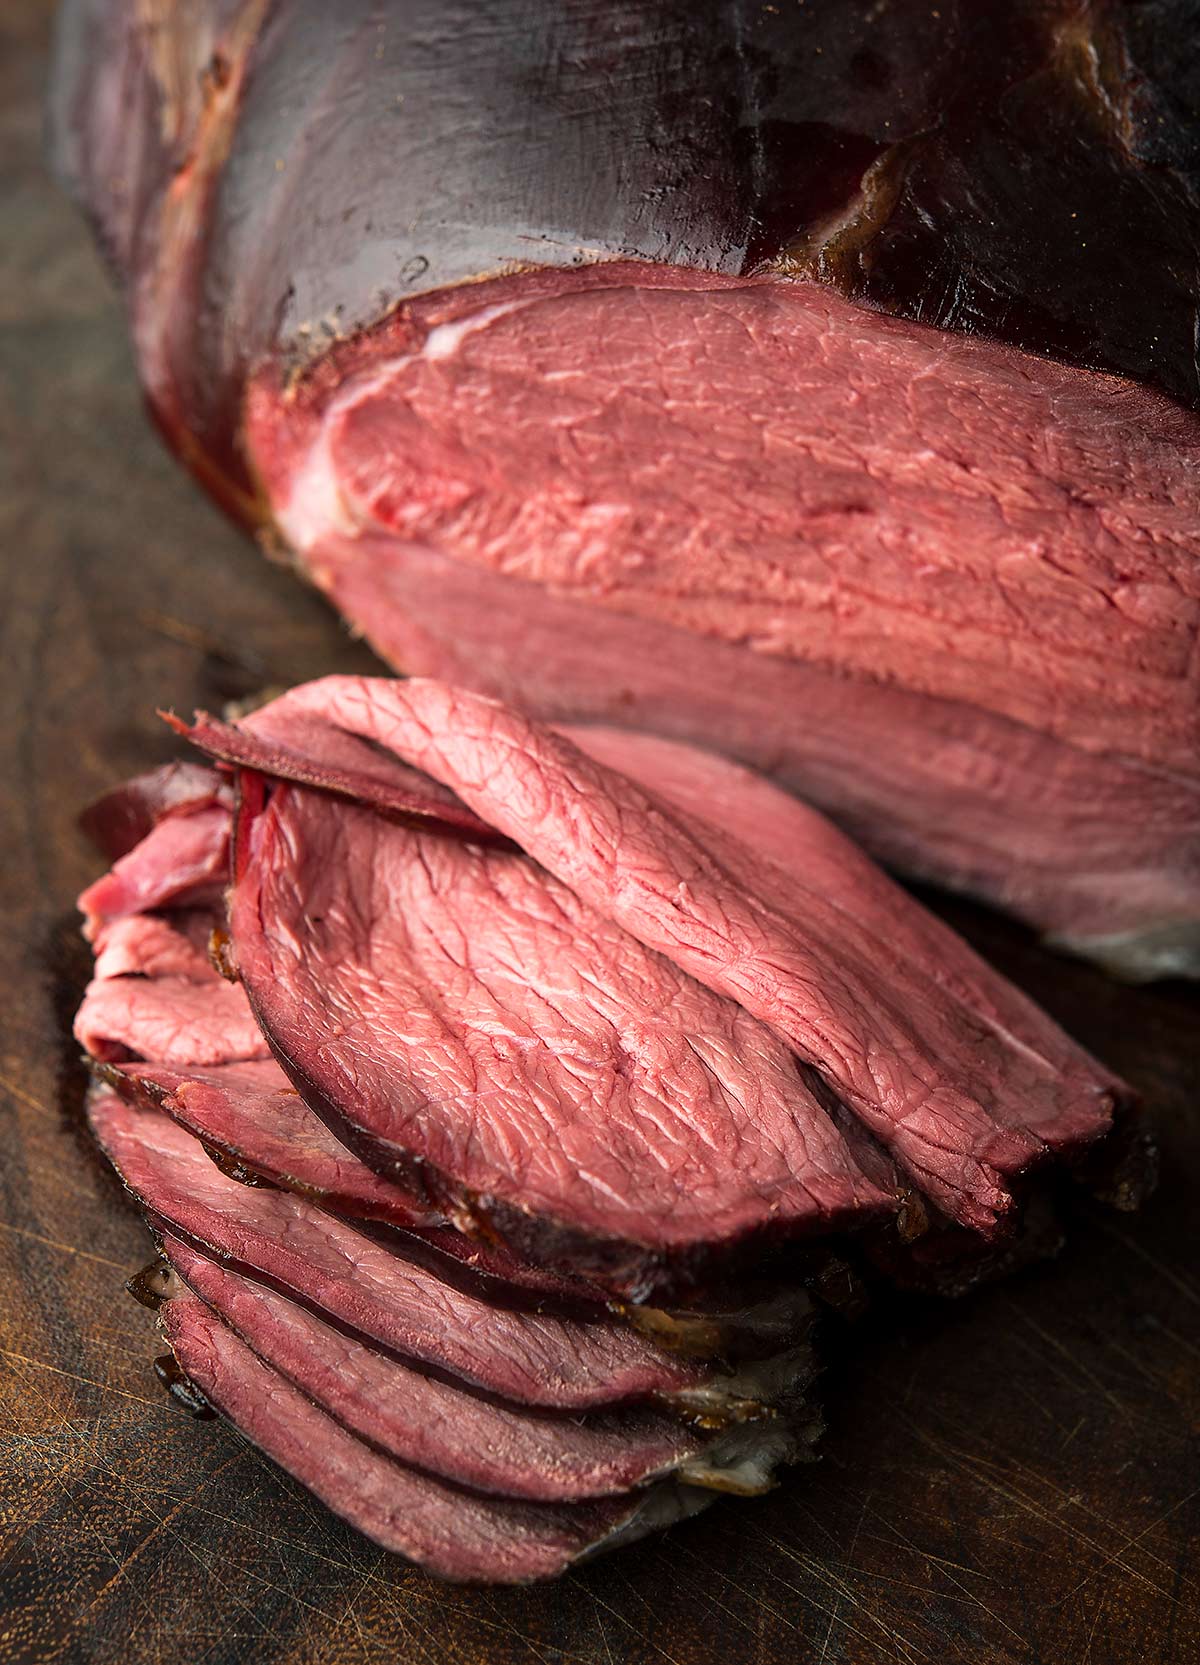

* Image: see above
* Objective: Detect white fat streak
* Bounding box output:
[667,1341,817,1418]
[274,294,539,554]
[678,1413,818,1496]
[274,359,402,555]
[420,297,531,361]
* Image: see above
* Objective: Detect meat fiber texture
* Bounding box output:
[70,675,1145,1575]
[73,808,820,1579]
[246,266,1200,980]
[167,677,1140,1292]
[160,1287,719,1583]
[49,3,1200,980]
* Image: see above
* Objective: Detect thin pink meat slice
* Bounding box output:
[74,973,269,1066]
[163,1292,707,1582]
[92,910,219,982]
[78,803,229,933]
[207,677,1128,1231]
[565,725,1126,1153]
[87,1094,715,1411]
[229,779,886,1281]
[84,905,608,1301]
[79,761,229,861]
[167,1240,793,1502]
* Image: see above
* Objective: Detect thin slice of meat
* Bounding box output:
[88,1093,751,1413]
[228,775,888,1297]
[166,1239,808,1501]
[101,1054,818,1344]
[92,910,219,982]
[565,725,1130,1156]
[165,708,507,846]
[101,1055,633,1306]
[78,802,229,934]
[74,974,269,1067]
[162,1292,713,1582]
[203,676,1130,1234]
[79,761,229,862]
[110,1058,443,1227]
[82,914,791,1324]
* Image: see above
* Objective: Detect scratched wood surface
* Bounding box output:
[2,5,1199,1662]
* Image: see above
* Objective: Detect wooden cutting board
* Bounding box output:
[2,6,1196,1660]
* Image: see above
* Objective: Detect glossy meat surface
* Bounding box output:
[49,2,1200,970]
[211,678,1131,1245]
[88,1094,713,1410]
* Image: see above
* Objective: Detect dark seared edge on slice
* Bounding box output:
[99,1059,813,1346]
[164,1237,815,1503]
[161,1292,715,1583]
[196,678,1137,1251]
[99,1054,448,1232]
[162,708,510,847]
[79,761,230,862]
[226,767,889,1303]
[86,1093,788,1417]
[76,904,822,1345]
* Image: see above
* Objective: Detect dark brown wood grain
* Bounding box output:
[2,5,1198,1661]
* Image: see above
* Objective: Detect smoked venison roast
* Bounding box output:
[49,0,1200,977]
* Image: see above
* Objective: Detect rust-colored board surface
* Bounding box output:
[2,6,1198,1662]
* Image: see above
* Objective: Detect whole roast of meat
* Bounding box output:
[49,0,1200,979]
[73,676,1151,1580]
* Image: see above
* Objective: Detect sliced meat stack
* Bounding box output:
[74,675,1150,1580]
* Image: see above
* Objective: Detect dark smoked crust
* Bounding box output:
[243,974,889,1307]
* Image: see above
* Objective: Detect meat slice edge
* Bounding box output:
[78,802,230,934]
[203,676,1132,1234]
[162,1292,713,1582]
[165,1238,810,1502]
[229,775,888,1295]
[87,1092,734,1412]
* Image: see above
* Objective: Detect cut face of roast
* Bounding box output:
[243,268,1200,975]
[50,4,1200,974]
